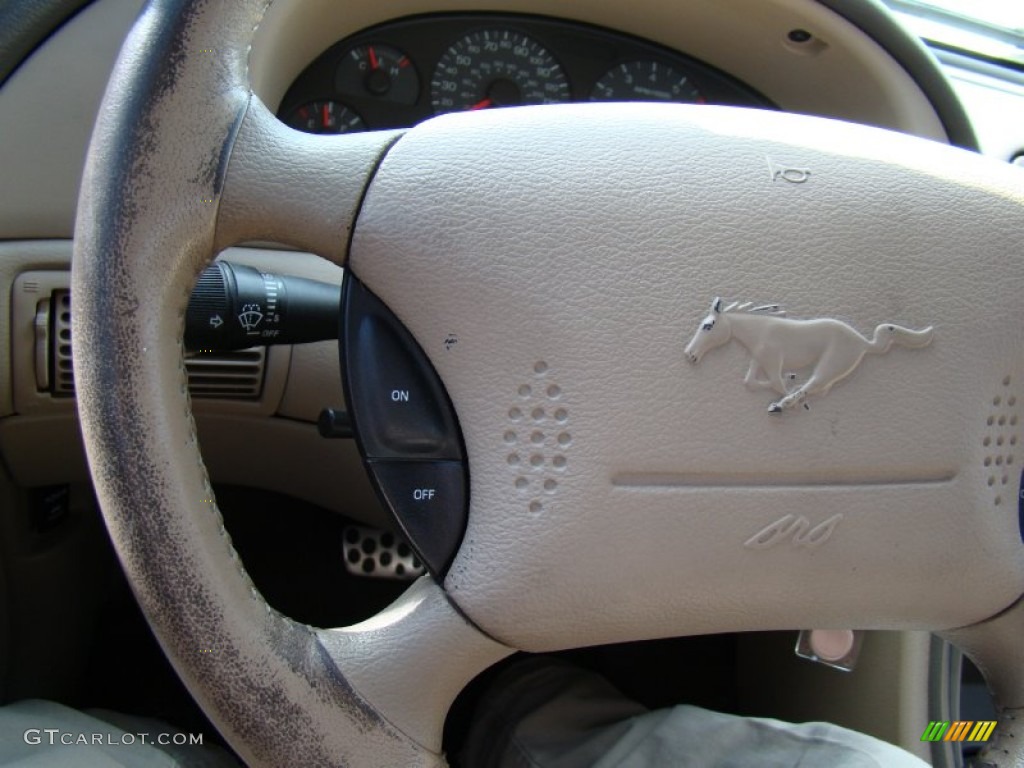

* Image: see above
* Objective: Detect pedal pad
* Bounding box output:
[795,629,863,671]
[343,525,425,580]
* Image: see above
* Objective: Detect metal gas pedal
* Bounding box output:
[343,524,425,580]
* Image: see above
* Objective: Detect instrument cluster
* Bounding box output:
[279,14,774,133]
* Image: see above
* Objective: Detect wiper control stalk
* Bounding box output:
[184,261,340,351]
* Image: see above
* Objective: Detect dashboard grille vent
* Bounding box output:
[52,290,74,396]
[49,290,265,400]
[185,349,266,399]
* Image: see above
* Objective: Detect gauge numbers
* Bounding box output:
[285,100,367,134]
[431,30,570,114]
[592,60,704,104]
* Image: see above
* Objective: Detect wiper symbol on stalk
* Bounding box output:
[238,304,263,333]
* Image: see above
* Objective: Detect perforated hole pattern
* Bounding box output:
[506,362,571,515]
[983,376,1019,508]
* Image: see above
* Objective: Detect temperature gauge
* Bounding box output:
[285,100,367,134]
[336,44,420,105]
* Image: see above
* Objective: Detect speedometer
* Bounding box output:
[431,30,570,113]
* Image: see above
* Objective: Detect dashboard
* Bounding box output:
[277,14,773,133]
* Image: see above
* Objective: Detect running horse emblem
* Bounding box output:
[684,298,934,413]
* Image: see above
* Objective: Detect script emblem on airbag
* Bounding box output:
[684,298,934,413]
[744,513,844,550]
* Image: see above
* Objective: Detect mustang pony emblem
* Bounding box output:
[684,298,934,413]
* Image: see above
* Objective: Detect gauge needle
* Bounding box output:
[368,46,379,70]
[322,103,330,125]
[469,98,493,110]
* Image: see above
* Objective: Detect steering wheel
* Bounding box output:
[72,0,1024,765]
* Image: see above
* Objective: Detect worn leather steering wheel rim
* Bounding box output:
[73,0,1024,766]
[71,1,499,764]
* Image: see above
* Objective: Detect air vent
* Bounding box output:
[48,290,265,400]
[185,349,266,399]
[51,290,73,395]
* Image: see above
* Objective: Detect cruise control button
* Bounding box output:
[342,276,463,460]
[367,460,466,576]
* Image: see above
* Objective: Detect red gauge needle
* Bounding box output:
[322,103,330,125]
[469,98,493,110]
[368,46,379,70]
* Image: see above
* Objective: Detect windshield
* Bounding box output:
[882,0,1024,67]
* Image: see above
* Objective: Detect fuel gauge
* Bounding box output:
[336,44,420,105]
[285,100,367,134]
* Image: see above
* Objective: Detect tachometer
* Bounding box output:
[431,30,570,113]
[591,60,704,104]
[285,100,367,134]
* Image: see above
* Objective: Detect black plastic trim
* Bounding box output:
[339,272,470,579]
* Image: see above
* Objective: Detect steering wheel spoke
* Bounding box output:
[320,577,512,752]
[217,97,402,261]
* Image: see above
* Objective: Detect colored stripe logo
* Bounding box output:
[921,721,997,742]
